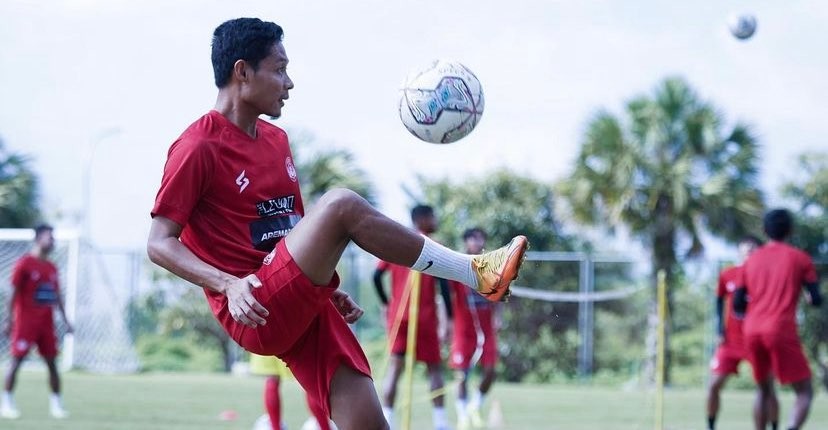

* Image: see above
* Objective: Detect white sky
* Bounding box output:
[1,0,826,252]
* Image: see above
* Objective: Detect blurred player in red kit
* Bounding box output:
[2,224,73,420]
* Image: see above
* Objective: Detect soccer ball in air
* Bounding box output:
[398,60,485,144]
[728,14,757,40]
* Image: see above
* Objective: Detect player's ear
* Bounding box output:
[233,59,249,83]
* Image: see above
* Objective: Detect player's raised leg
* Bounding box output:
[284,188,527,302]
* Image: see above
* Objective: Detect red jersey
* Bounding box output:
[717,265,745,348]
[740,241,818,335]
[152,111,304,311]
[450,280,493,333]
[376,261,438,327]
[10,254,60,324]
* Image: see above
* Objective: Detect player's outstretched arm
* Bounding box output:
[147,216,269,328]
[372,268,389,306]
[56,297,73,334]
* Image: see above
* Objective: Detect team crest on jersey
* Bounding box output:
[263,249,276,266]
[285,157,297,182]
[726,281,736,292]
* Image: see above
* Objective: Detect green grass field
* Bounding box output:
[3,370,828,429]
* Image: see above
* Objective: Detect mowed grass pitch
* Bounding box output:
[4,370,828,430]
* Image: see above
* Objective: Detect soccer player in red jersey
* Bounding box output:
[146,18,528,430]
[2,224,73,420]
[449,228,499,430]
[733,209,822,430]
[706,236,778,430]
[373,205,453,430]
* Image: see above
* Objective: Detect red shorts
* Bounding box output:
[388,319,441,364]
[745,330,811,385]
[709,344,744,376]
[10,319,58,359]
[213,240,371,419]
[450,306,497,369]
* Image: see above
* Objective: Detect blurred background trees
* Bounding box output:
[558,77,765,383]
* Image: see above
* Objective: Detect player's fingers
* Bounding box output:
[246,274,263,289]
[344,303,364,323]
[240,295,268,325]
[351,306,364,322]
[231,301,258,327]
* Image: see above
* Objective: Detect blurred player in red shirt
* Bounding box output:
[706,236,777,430]
[373,205,453,430]
[449,228,499,430]
[2,224,73,420]
[147,18,527,430]
[734,209,822,430]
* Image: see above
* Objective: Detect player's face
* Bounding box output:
[36,230,55,254]
[417,214,438,235]
[464,233,486,254]
[244,42,293,119]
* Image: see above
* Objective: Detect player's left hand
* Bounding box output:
[332,290,363,323]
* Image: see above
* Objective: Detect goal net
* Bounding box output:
[0,228,139,373]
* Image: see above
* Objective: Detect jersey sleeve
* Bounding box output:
[376,260,390,271]
[151,137,215,227]
[10,258,26,290]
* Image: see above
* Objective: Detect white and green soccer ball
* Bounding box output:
[398,59,485,144]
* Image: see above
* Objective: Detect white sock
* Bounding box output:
[412,236,477,288]
[1,391,12,407]
[432,406,448,428]
[471,391,485,409]
[382,406,394,429]
[50,393,63,410]
[455,398,467,419]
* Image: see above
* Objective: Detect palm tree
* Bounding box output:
[558,77,764,382]
[0,137,41,227]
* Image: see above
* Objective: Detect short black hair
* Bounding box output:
[34,223,53,238]
[462,227,487,241]
[739,235,763,247]
[410,204,434,222]
[763,208,793,241]
[211,18,284,88]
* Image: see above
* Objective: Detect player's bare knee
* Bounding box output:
[318,188,367,221]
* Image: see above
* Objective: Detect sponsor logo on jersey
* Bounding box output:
[249,214,303,251]
[256,195,296,217]
[236,170,250,193]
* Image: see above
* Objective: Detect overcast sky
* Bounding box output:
[1,0,826,252]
